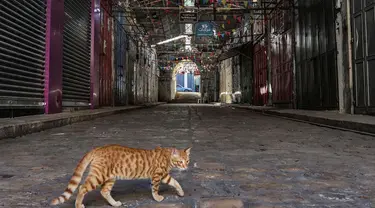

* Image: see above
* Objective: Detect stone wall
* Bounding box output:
[201,70,216,103]
[158,70,173,102]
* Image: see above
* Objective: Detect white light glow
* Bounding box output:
[156,35,188,45]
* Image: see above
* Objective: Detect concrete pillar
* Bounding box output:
[184,72,188,88]
[158,70,172,102]
[226,59,233,103]
[90,0,101,109]
[335,0,353,114]
[171,75,176,100]
[345,0,354,114]
[44,0,64,114]
[214,70,217,102]
[335,5,345,113]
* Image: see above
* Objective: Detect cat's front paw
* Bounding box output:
[76,204,85,208]
[177,189,184,197]
[153,194,164,202]
[112,201,122,207]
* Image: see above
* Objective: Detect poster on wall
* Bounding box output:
[253,19,264,36]
[195,21,213,44]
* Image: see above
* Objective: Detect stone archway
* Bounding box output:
[158,60,202,102]
[171,60,201,102]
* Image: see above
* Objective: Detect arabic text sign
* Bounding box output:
[195,22,213,37]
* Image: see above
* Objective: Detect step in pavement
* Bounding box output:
[136,199,245,208]
[0,102,166,140]
[228,104,375,135]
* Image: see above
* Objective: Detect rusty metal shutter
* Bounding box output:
[0,0,46,109]
[62,0,91,107]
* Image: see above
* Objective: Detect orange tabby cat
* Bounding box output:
[50,145,191,208]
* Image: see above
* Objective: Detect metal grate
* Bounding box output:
[0,0,47,108]
[62,0,91,107]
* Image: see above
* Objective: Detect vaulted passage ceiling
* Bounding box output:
[113,0,288,65]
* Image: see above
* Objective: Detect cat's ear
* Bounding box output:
[171,148,179,156]
[184,147,192,155]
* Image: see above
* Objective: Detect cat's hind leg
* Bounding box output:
[100,178,122,207]
[162,174,184,197]
[75,174,103,208]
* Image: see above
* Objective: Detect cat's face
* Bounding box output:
[171,147,191,170]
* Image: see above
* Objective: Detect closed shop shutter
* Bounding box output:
[0,0,47,109]
[127,39,137,105]
[62,0,91,107]
[114,13,127,106]
[352,0,375,114]
[295,0,338,110]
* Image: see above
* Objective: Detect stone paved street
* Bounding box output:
[0,104,375,208]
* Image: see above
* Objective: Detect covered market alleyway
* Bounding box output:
[2,0,375,207]
[0,104,374,207]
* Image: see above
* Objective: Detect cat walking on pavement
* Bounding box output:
[50,145,191,208]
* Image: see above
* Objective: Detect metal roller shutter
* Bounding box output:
[114,14,128,106]
[62,0,91,107]
[0,0,46,109]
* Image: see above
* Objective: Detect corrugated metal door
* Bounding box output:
[352,0,375,114]
[253,43,268,106]
[127,40,136,105]
[240,46,252,104]
[295,0,338,110]
[232,55,241,94]
[187,73,194,89]
[0,1,46,117]
[62,0,91,108]
[271,30,293,105]
[270,0,293,105]
[114,12,127,106]
[99,0,113,106]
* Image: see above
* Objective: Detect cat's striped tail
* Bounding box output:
[50,149,95,206]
